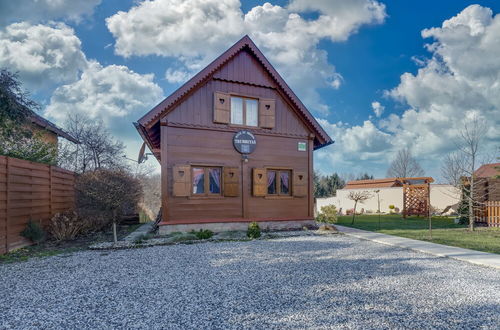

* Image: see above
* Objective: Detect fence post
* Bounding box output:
[5,157,9,253]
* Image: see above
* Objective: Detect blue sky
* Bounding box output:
[1,0,499,179]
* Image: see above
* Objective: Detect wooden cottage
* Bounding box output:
[135,35,333,233]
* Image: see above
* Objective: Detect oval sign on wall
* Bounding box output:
[233,130,256,154]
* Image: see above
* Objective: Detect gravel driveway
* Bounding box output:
[1,235,499,329]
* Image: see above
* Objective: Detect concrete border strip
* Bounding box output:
[335,225,500,270]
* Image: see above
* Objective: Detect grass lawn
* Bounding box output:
[337,214,500,254]
[0,223,143,264]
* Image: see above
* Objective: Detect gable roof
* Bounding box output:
[475,163,500,178]
[135,35,333,151]
[345,178,403,189]
[30,112,79,144]
[345,177,434,189]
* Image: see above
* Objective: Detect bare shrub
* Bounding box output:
[76,169,143,243]
[48,211,84,241]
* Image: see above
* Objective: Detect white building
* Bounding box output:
[316,178,460,215]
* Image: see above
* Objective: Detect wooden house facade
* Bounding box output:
[135,36,332,233]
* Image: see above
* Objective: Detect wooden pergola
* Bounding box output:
[401,177,434,218]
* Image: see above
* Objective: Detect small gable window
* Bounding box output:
[230,96,258,127]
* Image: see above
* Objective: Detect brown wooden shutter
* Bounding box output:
[173,165,191,197]
[214,92,230,124]
[223,167,240,197]
[252,168,267,197]
[259,98,275,129]
[293,171,307,197]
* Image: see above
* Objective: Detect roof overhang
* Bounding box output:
[30,112,79,144]
[136,35,333,152]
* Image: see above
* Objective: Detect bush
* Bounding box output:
[388,205,395,210]
[247,222,261,239]
[76,169,143,231]
[193,229,214,240]
[316,205,338,224]
[20,220,45,244]
[77,210,110,233]
[48,211,84,241]
[457,199,469,225]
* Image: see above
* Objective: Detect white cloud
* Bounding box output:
[106,0,244,59]
[371,101,384,117]
[45,61,164,129]
[165,68,192,84]
[288,0,386,41]
[0,0,101,26]
[0,22,88,90]
[317,5,500,178]
[106,0,386,114]
[386,4,500,157]
[314,118,393,176]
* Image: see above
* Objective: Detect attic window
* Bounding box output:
[230,96,258,127]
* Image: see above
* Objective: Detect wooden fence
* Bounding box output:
[484,201,500,227]
[474,201,500,227]
[0,156,75,254]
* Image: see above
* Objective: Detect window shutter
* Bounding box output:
[173,165,191,197]
[214,92,230,124]
[252,168,267,197]
[223,167,240,197]
[259,98,275,129]
[293,171,307,197]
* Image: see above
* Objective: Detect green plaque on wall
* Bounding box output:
[298,142,307,151]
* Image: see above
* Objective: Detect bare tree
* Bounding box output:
[58,113,126,173]
[386,148,424,178]
[347,191,372,224]
[441,115,489,231]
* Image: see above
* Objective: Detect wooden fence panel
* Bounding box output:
[0,156,7,254]
[0,155,76,254]
[487,201,500,228]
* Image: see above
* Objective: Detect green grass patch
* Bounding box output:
[1,224,144,264]
[0,246,84,264]
[139,210,151,223]
[337,214,500,254]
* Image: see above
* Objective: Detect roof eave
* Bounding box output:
[137,34,333,149]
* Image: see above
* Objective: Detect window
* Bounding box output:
[267,170,291,195]
[192,167,222,196]
[230,96,258,127]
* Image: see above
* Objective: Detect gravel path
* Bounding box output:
[1,235,499,329]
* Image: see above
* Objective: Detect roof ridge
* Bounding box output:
[136,35,333,149]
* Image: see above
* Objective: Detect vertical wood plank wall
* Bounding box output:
[486,201,500,228]
[0,156,75,254]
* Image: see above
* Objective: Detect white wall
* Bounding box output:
[316,184,460,215]
[430,184,461,213]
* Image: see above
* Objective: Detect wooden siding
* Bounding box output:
[165,79,309,139]
[0,156,75,254]
[163,126,311,223]
[213,50,276,88]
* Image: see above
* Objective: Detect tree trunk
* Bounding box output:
[351,201,358,225]
[112,209,118,244]
[468,156,475,231]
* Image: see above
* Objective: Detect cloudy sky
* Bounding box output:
[1,0,499,179]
